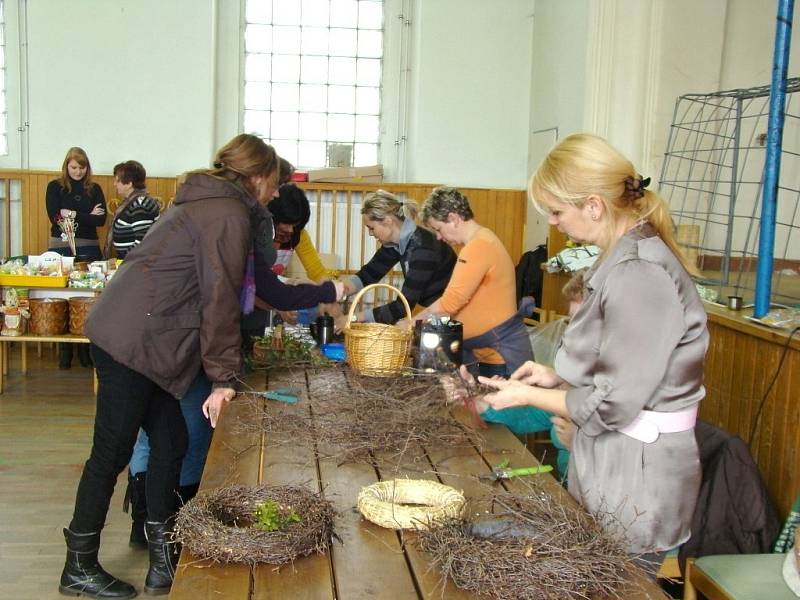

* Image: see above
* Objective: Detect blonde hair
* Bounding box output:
[362,189,418,222]
[529,133,698,276]
[184,134,279,197]
[59,147,95,193]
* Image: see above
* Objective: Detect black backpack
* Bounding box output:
[515,244,547,306]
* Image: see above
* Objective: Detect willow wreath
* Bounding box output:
[357,479,465,530]
[174,484,336,565]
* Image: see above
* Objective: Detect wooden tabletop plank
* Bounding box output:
[253,370,336,600]
[315,369,421,600]
[373,445,475,600]
[170,376,267,600]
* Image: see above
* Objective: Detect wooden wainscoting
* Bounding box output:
[701,305,799,519]
[0,171,526,268]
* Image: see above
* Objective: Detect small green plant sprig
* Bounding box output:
[253,499,302,532]
[250,333,331,368]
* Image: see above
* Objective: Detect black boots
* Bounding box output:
[59,344,72,369]
[78,344,94,368]
[59,528,137,599]
[123,472,148,548]
[143,520,179,596]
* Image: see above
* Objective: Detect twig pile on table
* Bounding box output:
[236,370,479,464]
[174,484,336,565]
[415,479,644,600]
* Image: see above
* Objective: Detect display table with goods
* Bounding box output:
[169,367,667,600]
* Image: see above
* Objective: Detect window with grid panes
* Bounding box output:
[243,0,383,169]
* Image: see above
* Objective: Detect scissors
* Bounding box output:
[478,464,553,482]
[243,388,300,404]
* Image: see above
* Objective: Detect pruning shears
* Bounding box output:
[479,464,553,482]
[247,388,300,404]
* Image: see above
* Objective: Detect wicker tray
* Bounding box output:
[344,283,412,377]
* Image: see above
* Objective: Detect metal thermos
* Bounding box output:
[315,315,334,345]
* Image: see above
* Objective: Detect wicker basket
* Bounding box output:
[344,283,412,377]
[68,296,97,335]
[29,298,68,335]
[357,479,465,530]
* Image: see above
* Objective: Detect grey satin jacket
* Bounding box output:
[555,223,709,553]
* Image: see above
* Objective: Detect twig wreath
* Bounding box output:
[415,481,645,600]
[174,484,336,565]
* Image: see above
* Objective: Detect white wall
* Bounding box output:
[401,0,535,189]
[0,0,217,176]
[1,0,537,192]
[526,0,589,248]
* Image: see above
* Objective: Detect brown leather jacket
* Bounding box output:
[85,173,257,398]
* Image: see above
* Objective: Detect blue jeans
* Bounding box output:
[129,370,212,486]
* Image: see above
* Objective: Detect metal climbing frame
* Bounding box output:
[659,80,800,306]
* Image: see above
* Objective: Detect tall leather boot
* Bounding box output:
[123,472,147,548]
[59,528,137,599]
[143,519,180,596]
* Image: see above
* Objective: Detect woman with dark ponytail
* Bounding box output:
[60,134,282,598]
[477,134,708,573]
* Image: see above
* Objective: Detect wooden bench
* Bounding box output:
[0,333,95,393]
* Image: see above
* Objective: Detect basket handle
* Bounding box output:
[346,283,413,326]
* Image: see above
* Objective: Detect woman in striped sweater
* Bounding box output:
[106,160,160,259]
[336,190,457,328]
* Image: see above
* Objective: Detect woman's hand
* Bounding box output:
[509,360,563,388]
[333,313,349,333]
[396,318,412,330]
[278,310,297,325]
[440,366,489,411]
[90,203,105,216]
[477,376,536,410]
[60,208,76,218]
[202,387,235,428]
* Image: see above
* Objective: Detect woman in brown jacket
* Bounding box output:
[59,134,281,599]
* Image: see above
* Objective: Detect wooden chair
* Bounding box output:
[684,553,795,600]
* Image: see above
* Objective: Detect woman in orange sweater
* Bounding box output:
[411,187,533,378]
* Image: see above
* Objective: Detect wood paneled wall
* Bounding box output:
[4,169,178,256]
[0,171,527,263]
[701,305,799,519]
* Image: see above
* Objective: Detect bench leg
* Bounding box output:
[93,368,98,395]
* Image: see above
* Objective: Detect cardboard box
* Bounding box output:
[307,165,383,183]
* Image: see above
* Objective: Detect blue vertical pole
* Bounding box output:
[755,0,794,318]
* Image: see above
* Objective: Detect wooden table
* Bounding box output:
[0,333,95,393]
[169,367,667,600]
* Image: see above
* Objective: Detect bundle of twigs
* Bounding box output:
[415,480,643,600]
[236,370,478,464]
[174,484,336,565]
[57,215,77,256]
